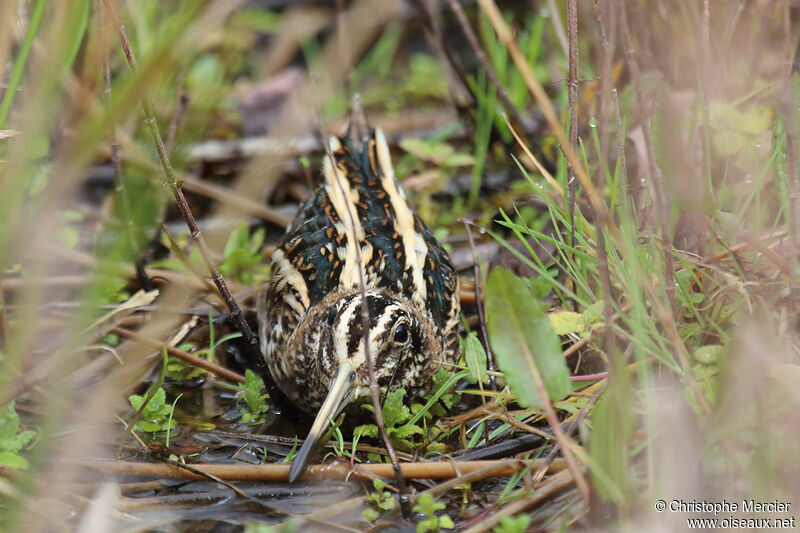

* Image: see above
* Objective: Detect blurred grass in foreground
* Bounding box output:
[1,0,800,531]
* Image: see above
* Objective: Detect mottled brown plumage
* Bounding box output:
[257,109,460,481]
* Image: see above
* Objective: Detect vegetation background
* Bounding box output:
[0,0,798,531]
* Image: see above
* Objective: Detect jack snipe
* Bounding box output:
[257,104,460,482]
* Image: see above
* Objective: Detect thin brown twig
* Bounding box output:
[179,174,292,228]
[544,0,569,59]
[489,408,551,440]
[463,466,585,533]
[410,0,473,111]
[0,289,9,344]
[617,0,676,315]
[165,68,188,152]
[444,0,530,133]
[566,0,578,312]
[113,326,246,384]
[321,99,410,517]
[101,0,261,364]
[477,0,610,230]
[702,0,711,79]
[98,0,136,259]
[160,223,218,295]
[592,0,614,172]
[24,241,250,295]
[77,457,566,481]
[425,460,548,499]
[504,114,564,199]
[335,0,351,98]
[524,352,589,501]
[591,0,618,355]
[463,220,496,389]
[699,0,714,260]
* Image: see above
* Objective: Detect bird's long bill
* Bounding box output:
[288,361,358,483]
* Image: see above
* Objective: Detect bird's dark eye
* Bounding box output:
[394,323,409,344]
[327,307,337,326]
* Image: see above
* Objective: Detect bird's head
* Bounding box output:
[286,287,440,482]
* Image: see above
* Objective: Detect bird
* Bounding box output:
[256,103,461,483]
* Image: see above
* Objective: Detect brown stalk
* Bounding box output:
[504,114,564,199]
[165,68,188,152]
[590,0,618,355]
[101,0,261,363]
[0,289,9,343]
[444,0,530,134]
[520,361,588,502]
[411,0,473,110]
[12,242,248,295]
[477,0,610,231]
[489,408,551,440]
[78,457,565,481]
[592,0,614,174]
[463,220,496,389]
[326,5,406,507]
[113,326,246,384]
[566,0,578,312]
[544,0,569,59]
[617,0,676,315]
[321,103,410,517]
[425,461,528,499]
[702,0,710,75]
[357,223,412,515]
[463,466,586,533]
[98,1,131,252]
[160,224,218,295]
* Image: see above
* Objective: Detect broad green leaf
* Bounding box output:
[354,424,378,439]
[392,424,423,439]
[0,402,35,470]
[377,497,395,511]
[463,333,487,384]
[0,403,20,442]
[442,152,476,167]
[399,138,455,164]
[439,515,455,529]
[362,508,380,522]
[549,310,584,336]
[493,514,531,533]
[223,222,249,257]
[381,388,411,428]
[486,268,570,408]
[0,451,29,470]
[693,345,722,365]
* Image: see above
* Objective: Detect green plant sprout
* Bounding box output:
[219,221,269,286]
[165,393,183,448]
[127,387,178,434]
[0,401,37,470]
[238,369,270,424]
[412,492,455,532]
[282,437,299,464]
[362,478,396,522]
[356,388,424,453]
[492,513,531,533]
[166,309,242,380]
